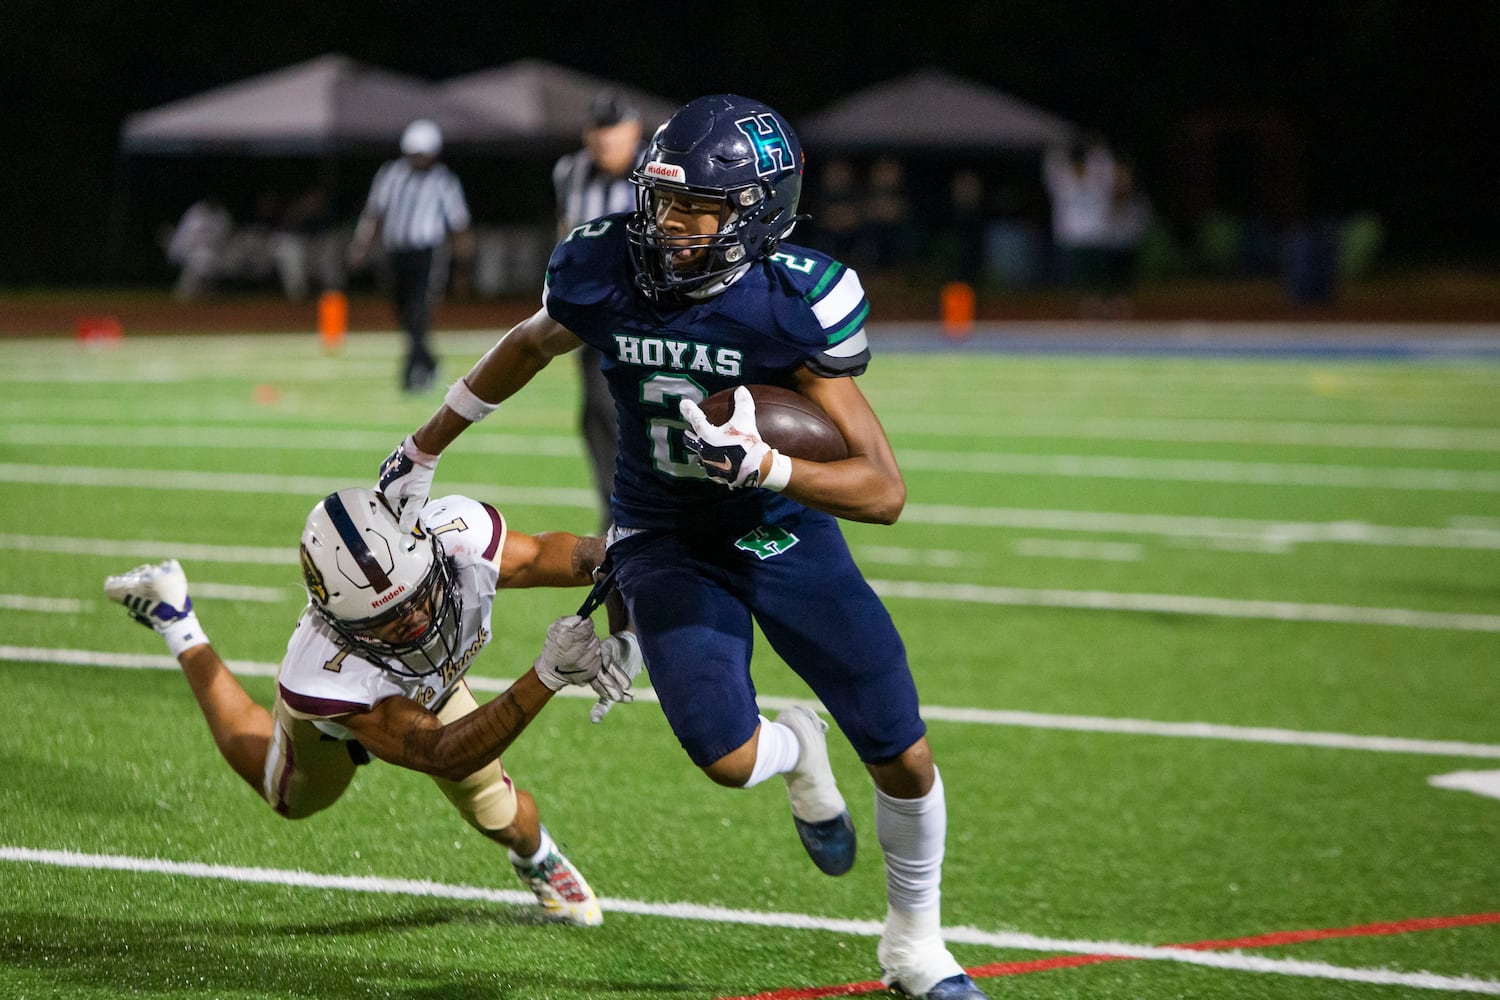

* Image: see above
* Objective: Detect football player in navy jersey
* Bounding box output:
[378,94,988,999]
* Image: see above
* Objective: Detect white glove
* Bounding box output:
[104,559,210,657]
[680,386,774,489]
[377,435,439,532]
[589,631,645,723]
[532,614,604,691]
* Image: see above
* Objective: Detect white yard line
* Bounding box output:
[903,504,1500,551]
[2,846,1495,994]
[868,579,1500,632]
[0,423,584,457]
[0,464,595,508]
[13,415,1500,454]
[7,524,1491,629]
[6,480,1500,555]
[7,647,1500,760]
[8,426,1500,491]
[897,450,1500,492]
[889,414,1500,452]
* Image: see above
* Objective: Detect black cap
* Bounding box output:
[589,89,639,128]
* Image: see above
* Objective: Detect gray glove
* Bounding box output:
[533,614,604,691]
[590,631,645,723]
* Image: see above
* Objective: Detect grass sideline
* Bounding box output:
[2,329,1499,998]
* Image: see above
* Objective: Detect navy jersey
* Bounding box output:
[544,213,873,532]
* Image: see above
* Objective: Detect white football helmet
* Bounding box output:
[299,488,461,677]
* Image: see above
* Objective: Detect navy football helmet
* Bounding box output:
[627,94,806,299]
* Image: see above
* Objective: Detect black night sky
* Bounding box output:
[4,0,1495,285]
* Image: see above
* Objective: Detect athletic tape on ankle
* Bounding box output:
[444,378,500,423]
[162,614,209,658]
[762,450,792,492]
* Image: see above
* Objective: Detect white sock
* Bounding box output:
[875,767,947,912]
[744,715,800,788]
[509,826,555,869]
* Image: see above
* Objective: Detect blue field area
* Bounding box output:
[872,320,1500,360]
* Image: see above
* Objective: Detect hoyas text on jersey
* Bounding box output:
[612,336,742,376]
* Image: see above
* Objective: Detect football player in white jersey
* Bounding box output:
[105,487,642,928]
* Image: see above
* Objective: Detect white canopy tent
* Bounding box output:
[800,68,1078,154]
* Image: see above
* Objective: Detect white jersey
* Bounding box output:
[277,495,507,738]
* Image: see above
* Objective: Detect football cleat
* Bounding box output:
[104,559,194,631]
[511,842,603,928]
[778,705,856,876]
[880,931,977,999]
[885,972,991,999]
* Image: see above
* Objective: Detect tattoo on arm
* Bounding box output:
[572,535,606,579]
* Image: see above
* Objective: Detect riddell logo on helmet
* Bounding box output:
[371,584,408,609]
[643,161,686,182]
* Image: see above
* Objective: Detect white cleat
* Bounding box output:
[512,844,603,928]
[880,932,985,999]
[777,705,856,876]
[104,559,194,628]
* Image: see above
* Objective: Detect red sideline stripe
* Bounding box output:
[719,910,1500,1000]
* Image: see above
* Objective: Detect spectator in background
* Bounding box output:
[348,119,475,393]
[551,90,646,530]
[1102,157,1153,317]
[863,157,918,269]
[945,169,987,286]
[1042,135,1118,315]
[808,158,864,265]
[164,196,233,301]
[266,185,334,301]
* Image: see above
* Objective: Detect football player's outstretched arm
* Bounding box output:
[339,671,555,783]
[497,530,605,590]
[380,309,583,530]
[414,309,583,457]
[781,369,907,525]
[339,614,604,782]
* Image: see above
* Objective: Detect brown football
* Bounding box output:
[700,385,848,462]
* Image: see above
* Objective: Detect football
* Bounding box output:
[700,384,848,462]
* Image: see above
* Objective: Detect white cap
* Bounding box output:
[400,119,443,157]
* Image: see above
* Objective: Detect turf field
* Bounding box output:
[2,326,1498,999]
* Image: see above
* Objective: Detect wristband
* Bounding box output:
[162,613,210,658]
[444,378,500,423]
[762,450,792,492]
[402,434,439,468]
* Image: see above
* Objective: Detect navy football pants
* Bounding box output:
[610,507,927,768]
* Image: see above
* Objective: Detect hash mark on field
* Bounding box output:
[0,595,88,613]
[1012,538,1143,561]
[1428,769,1500,801]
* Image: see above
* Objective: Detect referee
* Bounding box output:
[348,119,474,393]
[551,91,646,529]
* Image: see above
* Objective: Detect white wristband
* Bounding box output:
[162,613,210,658]
[402,433,439,468]
[762,450,792,492]
[444,378,500,423]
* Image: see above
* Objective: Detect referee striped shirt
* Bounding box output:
[552,148,642,231]
[364,158,471,251]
